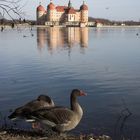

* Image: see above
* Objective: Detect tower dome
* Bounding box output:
[37,5,45,12]
[80,1,88,10]
[47,0,55,10]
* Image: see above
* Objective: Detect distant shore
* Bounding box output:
[98,25,140,28]
[1,24,140,29]
[35,25,140,28]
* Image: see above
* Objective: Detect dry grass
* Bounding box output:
[0,129,112,140]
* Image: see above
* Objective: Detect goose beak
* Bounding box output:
[80,90,87,96]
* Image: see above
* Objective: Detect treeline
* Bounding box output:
[89,17,112,25]
[0,18,36,26]
[1,17,140,26]
[89,17,140,26]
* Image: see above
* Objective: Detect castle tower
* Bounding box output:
[80,1,88,23]
[36,3,46,24]
[47,0,56,21]
[67,0,76,22]
[68,0,72,8]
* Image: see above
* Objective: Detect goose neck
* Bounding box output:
[70,94,83,116]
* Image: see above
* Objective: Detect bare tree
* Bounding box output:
[0,0,24,22]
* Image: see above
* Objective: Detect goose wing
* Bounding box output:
[24,100,46,111]
[31,107,75,126]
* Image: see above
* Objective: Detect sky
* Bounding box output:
[22,0,140,21]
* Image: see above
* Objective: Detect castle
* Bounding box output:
[36,0,88,27]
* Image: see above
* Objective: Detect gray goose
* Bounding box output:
[8,94,55,121]
[29,89,86,133]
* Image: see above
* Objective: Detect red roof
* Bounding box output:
[80,4,88,10]
[37,5,45,12]
[75,9,80,12]
[56,6,77,14]
[56,6,67,12]
[67,8,76,14]
[47,2,55,10]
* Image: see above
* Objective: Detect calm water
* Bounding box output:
[0,27,140,139]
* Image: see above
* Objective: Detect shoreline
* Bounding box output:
[1,24,140,28]
[0,129,112,140]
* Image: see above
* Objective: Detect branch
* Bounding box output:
[114,99,133,140]
[0,0,24,22]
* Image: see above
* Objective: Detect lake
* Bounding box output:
[0,27,140,139]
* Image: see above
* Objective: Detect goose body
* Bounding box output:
[29,89,86,132]
[8,95,55,120]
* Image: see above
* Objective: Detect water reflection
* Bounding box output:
[37,27,88,53]
[37,28,47,50]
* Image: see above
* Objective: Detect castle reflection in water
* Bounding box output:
[37,27,88,53]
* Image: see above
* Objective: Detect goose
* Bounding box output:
[8,94,55,121]
[28,89,86,133]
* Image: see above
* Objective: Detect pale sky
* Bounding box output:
[22,0,140,21]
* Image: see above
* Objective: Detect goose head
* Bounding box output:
[37,95,55,107]
[71,89,87,98]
